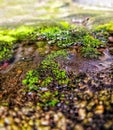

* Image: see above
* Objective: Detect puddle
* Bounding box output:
[62,48,113,74]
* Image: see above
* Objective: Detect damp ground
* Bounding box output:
[0,0,113,130]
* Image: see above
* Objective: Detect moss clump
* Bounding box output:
[80,35,103,58]
[8,26,35,41]
[37,21,76,48]
[22,70,39,91]
[94,21,113,33]
[45,49,68,60]
[92,22,113,43]
[37,90,59,107]
[39,61,70,86]
[22,50,70,91]
[81,47,100,58]
[0,26,34,61]
[0,34,16,61]
[82,35,102,48]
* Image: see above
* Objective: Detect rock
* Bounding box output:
[108,36,113,43]
[74,124,84,130]
[28,120,34,126]
[78,108,86,120]
[111,94,113,103]
[109,47,113,55]
[95,105,104,114]
[14,118,20,124]
[41,119,49,126]
[4,117,13,125]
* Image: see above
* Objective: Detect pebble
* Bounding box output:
[111,94,113,103]
[17,70,22,74]
[54,114,59,122]
[78,108,86,120]
[108,36,113,43]
[28,120,34,126]
[74,124,84,130]
[109,47,113,55]
[4,117,13,125]
[95,105,104,114]
[41,119,49,126]
[14,118,20,123]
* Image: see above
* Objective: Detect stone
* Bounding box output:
[108,36,113,43]
[109,47,113,55]
[95,105,104,114]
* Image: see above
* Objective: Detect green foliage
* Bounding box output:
[59,21,71,29]
[22,50,70,91]
[82,35,103,48]
[8,26,35,41]
[81,47,100,58]
[92,24,109,43]
[38,90,59,107]
[0,26,34,61]
[40,60,70,86]
[73,27,89,40]
[94,21,113,33]
[37,22,76,48]
[92,22,113,43]
[0,34,16,61]
[45,49,68,60]
[39,50,70,86]
[41,77,53,87]
[80,35,103,58]
[1,21,109,61]
[56,30,76,48]
[22,70,39,91]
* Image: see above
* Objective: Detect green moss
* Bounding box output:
[0,26,35,61]
[36,21,76,48]
[81,46,100,58]
[78,35,103,58]
[22,50,70,91]
[82,35,102,48]
[45,50,68,60]
[0,33,16,61]
[94,21,113,32]
[92,21,113,43]
[22,70,39,91]
[1,20,112,61]
[39,60,70,86]
[41,77,53,87]
[59,21,71,29]
[8,26,35,41]
[37,90,59,107]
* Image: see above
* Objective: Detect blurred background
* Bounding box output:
[0,0,113,27]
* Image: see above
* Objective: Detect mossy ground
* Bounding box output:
[0,20,111,62]
[0,21,113,130]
